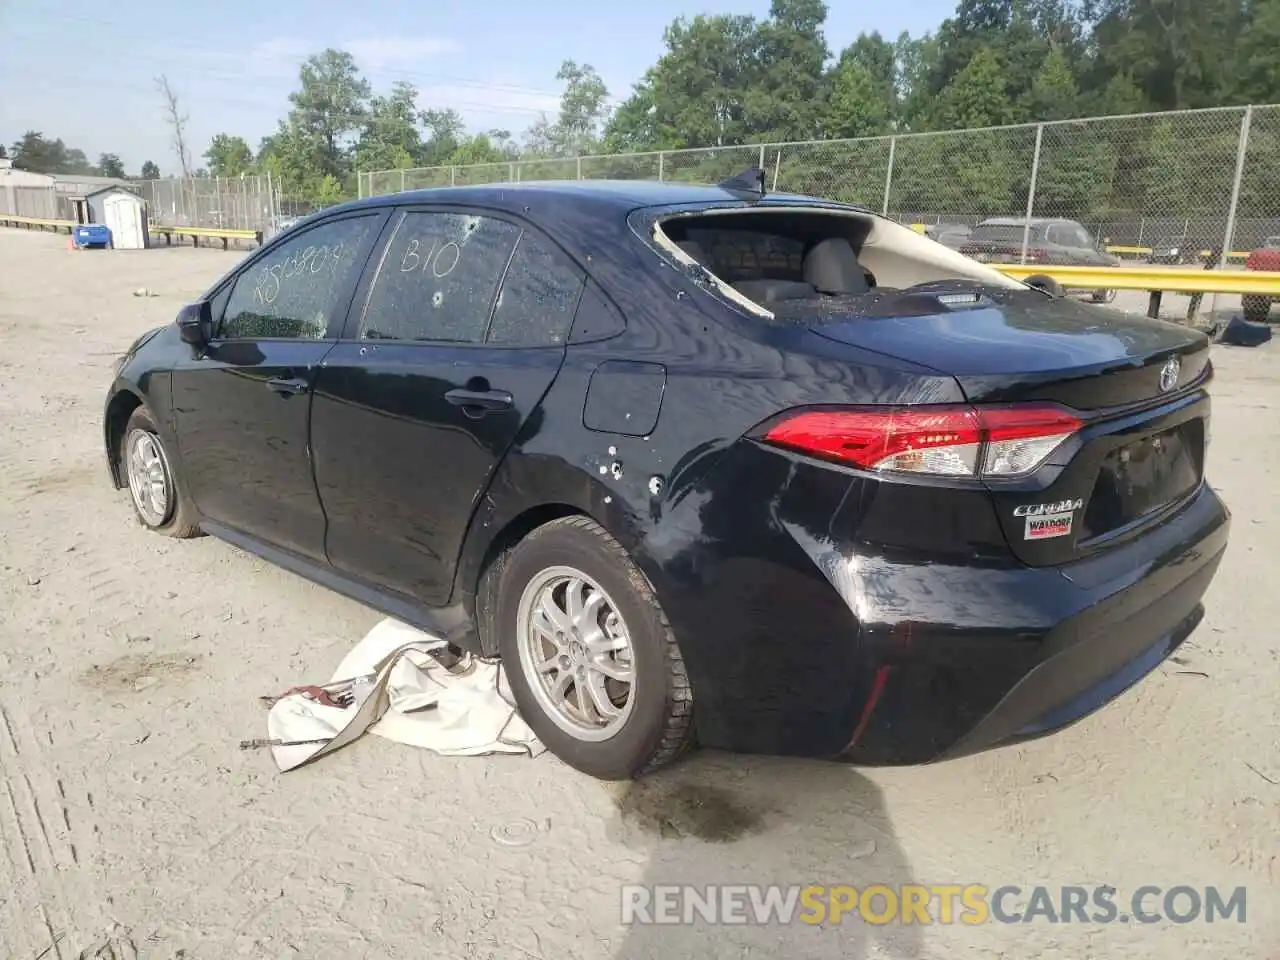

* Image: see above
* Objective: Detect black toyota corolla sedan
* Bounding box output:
[104,173,1230,780]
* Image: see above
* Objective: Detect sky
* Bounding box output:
[0,0,955,174]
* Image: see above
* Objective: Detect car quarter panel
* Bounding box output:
[457,210,1227,763]
[450,225,990,747]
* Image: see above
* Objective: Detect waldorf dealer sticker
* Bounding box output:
[1014,499,1083,541]
[1025,511,1074,540]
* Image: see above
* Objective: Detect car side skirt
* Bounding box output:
[201,521,478,650]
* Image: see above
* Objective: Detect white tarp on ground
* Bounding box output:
[260,618,543,772]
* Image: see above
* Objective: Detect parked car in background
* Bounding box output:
[960,216,1121,302]
[103,175,1229,781]
[1242,235,1280,322]
[268,215,302,237]
[1150,236,1201,265]
[928,223,973,251]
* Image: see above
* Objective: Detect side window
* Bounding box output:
[487,232,585,346]
[220,216,375,340]
[360,211,520,342]
[1043,225,1061,245]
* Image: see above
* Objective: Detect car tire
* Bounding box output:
[1091,289,1117,304]
[486,515,695,780]
[1243,295,1271,324]
[120,407,201,538]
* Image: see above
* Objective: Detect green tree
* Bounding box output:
[1088,72,1149,115]
[1234,0,1280,102]
[1088,0,1243,110]
[835,32,898,125]
[824,58,891,138]
[1025,47,1079,120]
[419,108,465,165]
[604,13,760,149]
[538,60,611,156]
[203,134,253,177]
[281,49,371,182]
[450,133,510,165]
[746,0,830,141]
[354,81,423,172]
[932,46,1013,129]
[63,148,94,175]
[140,160,160,179]
[601,83,663,152]
[97,153,126,178]
[895,32,940,130]
[8,131,93,174]
[11,131,61,172]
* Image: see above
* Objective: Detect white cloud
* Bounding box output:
[208,38,567,130]
[415,80,561,121]
[345,36,459,71]
[234,35,461,81]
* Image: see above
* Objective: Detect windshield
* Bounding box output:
[1058,225,1095,248]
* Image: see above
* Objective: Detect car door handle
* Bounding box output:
[267,376,310,396]
[444,387,514,412]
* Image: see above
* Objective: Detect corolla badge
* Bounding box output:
[1159,356,1181,393]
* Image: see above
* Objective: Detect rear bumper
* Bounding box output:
[861,482,1228,764]
[645,439,1230,764]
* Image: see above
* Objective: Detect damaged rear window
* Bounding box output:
[676,227,807,283]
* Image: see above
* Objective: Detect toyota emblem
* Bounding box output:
[1159,357,1181,393]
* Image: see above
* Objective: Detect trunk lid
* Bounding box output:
[809,288,1208,409]
[806,287,1212,566]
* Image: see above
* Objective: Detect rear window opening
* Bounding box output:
[651,206,1026,324]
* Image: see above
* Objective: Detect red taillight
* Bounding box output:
[762,404,1082,478]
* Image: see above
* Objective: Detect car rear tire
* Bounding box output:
[1091,289,1117,303]
[121,407,201,539]
[486,515,695,780]
[1243,295,1272,324]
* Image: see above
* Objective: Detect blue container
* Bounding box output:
[73,224,112,249]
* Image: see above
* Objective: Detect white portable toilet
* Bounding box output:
[90,187,150,250]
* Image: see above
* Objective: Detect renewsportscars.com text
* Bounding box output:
[621,884,1247,926]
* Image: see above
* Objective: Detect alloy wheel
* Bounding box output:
[515,565,635,741]
[125,428,172,527]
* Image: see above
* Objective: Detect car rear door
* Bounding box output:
[171,210,386,561]
[309,205,585,606]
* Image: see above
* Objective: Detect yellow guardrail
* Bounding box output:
[1104,244,1250,261]
[0,214,76,232]
[997,264,1280,295]
[997,263,1280,318]
[149,224,263,249]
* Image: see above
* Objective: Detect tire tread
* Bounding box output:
[495,514,696,778]
[124,408,202,539]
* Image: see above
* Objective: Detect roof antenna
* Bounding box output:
[717,167,766,201]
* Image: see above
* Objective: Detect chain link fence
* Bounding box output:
[135,174,276,232]
[362,103,1280,263]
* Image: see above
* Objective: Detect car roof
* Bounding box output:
[974,216,1076,227]
[326,179,844,219]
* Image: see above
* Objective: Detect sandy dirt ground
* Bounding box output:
[0,229,1276,959]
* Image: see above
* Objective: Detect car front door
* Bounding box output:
[310,206,585,605]
[171,210,386,561]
